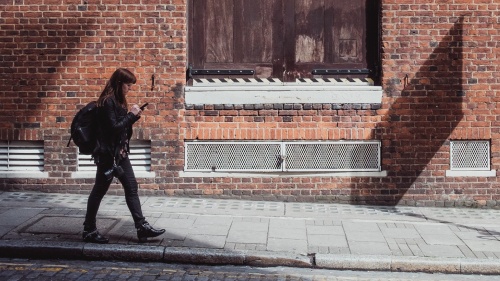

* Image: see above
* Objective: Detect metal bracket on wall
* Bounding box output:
[187,65,254,80]
[312,69,371,75]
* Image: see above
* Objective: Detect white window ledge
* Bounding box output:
[71,171,156,179]
[185,84,383,104]
[0,171,49,178]
[446,170,496,177]
[179,171,387,178]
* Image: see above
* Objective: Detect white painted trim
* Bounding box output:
[445,170,496,177]
[179,171,387,178]
[185,85,383,104]
[0,171,49,178]
[71,171,156,179]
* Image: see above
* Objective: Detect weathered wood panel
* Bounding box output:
[234,0,274,63]
[295,0,325,63]
[205,0,234,63]
[332,0,365,63]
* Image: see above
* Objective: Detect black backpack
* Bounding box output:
[67,101,99,155]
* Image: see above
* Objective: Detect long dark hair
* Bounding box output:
[97,68,136,109]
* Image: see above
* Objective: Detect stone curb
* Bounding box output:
[1,240,500,275]
[315,254,500,275]
[84,243,165,262]
[0,240,83,260]
[0,240,311,268]
[162,248,312,268]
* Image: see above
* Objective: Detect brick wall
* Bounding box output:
[0,0,186,192]
[379,0,499,207]
[1,0,499,208]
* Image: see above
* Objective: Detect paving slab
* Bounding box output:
[418,244,465,258]
[463,239,500,252]
[155,217,195,229]
[349,241,392,255]
[455,230,492,240]
[230,221,269,232]
[420,233,464,246]
[343,221,381,232]
[414,224,455,235]
[183,234,227,249]
[380,227,422,239]
[189,224,231,236]
[193,215,233,226]
[345,230,386,242]
[267,238,308,253]
[22,216,116,235]
[162,228,190,240]
[307,234,348,248]
[306,225,344,235]
[0,208,46,226]
[269,218,306,228]
[269,227,307,240]
[227,229,267,244]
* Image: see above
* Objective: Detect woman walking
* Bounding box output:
[82,68,164,243]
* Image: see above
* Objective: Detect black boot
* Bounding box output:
[82,229,109,244]
[137,222,165,243]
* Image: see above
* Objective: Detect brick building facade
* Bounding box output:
[1,0,499,207]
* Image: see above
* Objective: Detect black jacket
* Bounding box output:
[95,97,140,162]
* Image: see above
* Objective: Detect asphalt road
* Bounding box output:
[0,258,499,281]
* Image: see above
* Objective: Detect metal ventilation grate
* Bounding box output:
[450,140,490,171]
[285,142,380,171]
[185,141,381,172]
[185,142,282,172]
[0,141,44,171]
[78,140,152,172]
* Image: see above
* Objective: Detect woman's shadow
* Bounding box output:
[352,16,466,205]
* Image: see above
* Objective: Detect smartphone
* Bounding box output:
[140,102,149,110]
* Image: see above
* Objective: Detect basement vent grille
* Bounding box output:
[185,141,381,172]
[450,140,490,171]
[78,140,151,172]
[0,141,44,171]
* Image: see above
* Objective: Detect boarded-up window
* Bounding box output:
[188,0,379,82]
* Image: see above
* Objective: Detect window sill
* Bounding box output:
[445,170,496,177]
[185,82,383,105]
[71,171,156,179]
[0,171,49,179]
[179,171,387,178]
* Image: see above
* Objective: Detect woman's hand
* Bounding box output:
[130,104,142,116]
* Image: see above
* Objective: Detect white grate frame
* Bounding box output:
[450,140,490,171]
[184,141,381,172]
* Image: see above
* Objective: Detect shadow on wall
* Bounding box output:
[350,16,466,205]
[0,8,97,133]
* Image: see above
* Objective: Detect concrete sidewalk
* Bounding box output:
[1,191,500,275]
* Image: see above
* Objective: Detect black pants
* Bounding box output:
[84,154,146,230]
